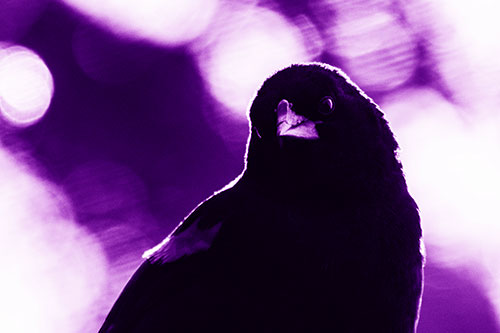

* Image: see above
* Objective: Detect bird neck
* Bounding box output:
[243,156,357,203]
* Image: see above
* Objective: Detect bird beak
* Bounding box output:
[276,99,319,139]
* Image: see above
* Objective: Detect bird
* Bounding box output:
[99,63,424,333]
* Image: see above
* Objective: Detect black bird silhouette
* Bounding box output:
[99,63,424,333]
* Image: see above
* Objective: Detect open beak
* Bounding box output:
[276,99,319,139]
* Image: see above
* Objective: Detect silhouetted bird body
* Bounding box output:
[99,63,424,333]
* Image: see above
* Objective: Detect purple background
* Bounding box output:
[0,0,499,332]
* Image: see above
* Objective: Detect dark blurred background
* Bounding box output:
[0,0,499,331]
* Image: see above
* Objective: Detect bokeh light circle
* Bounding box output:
[62,0,219,46]
[0,45,54,126]
[0,147,108,332]
[327,10,417,92]
[193,4,311,115]
[383,88,500,323]
[402,0,500,116]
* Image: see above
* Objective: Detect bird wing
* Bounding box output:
[98,191,231,333]
[145,206,223,265]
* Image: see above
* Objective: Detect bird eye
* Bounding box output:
[318,96,335,116]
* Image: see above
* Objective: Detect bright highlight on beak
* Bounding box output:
[276,99,319,139]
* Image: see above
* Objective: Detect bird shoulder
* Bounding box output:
[142,192,233,265]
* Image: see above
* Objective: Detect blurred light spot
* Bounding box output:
[402,0,500,115]
[293,14,324,62]
[0,147,108,332]
[0,45,54,126]
[72,24,160,84]
[325,9,417,91]
[382,88,500,322]
[0,0,49,42]
[192,4,312,115]
[438,0,500,62]
[61,0,219,46]
[316,0,393,10]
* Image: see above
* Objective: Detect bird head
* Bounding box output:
[245,63,405,200]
